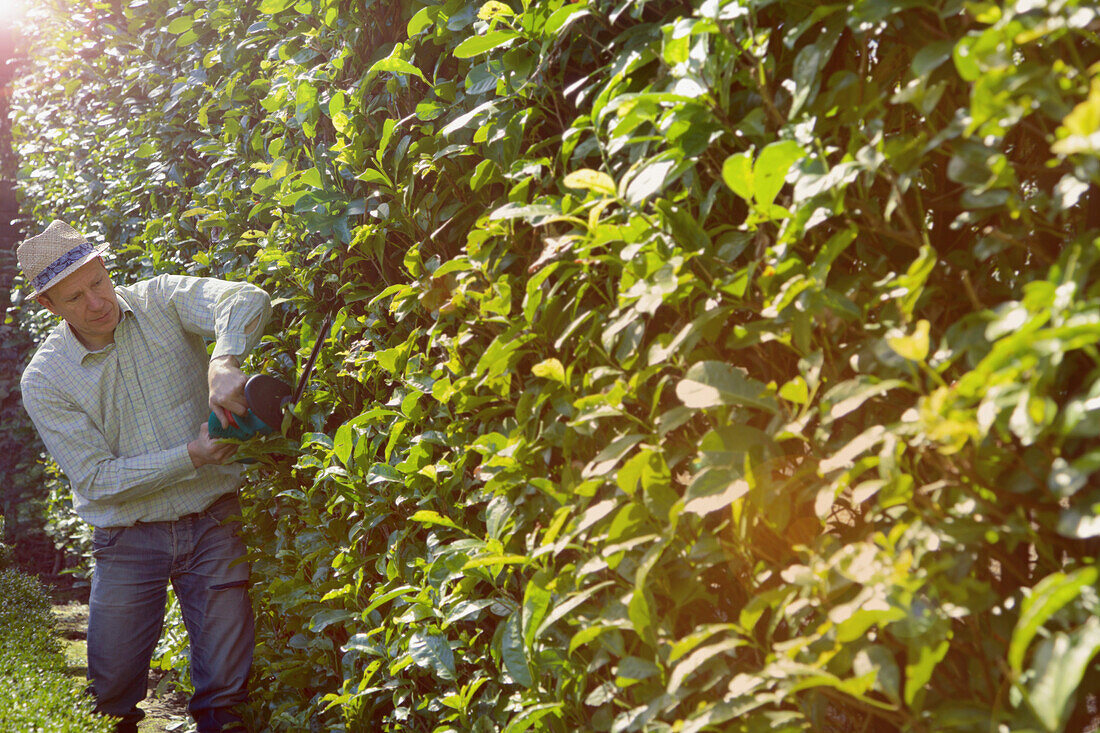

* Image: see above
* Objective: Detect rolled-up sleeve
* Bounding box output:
[154,274,272,360]
[21,374,198,507]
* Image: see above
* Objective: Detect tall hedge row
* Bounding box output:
[10,0,1100,730]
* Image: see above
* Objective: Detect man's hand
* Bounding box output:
[188,423,238,468]
[208,354,248,429]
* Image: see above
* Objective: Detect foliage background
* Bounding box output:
[7,0,1100,730]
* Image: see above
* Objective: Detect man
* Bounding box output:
[17,220,271,732]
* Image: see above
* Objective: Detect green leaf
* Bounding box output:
[470,158,497,190]
[623,157,677,205]
[659,201,711,251]
[362,585,419,617]
[475,330,535,380]
[531,357,565,383]
[369,56,428,83]
[676,361,778,413]
[1053,78,1100,156]
[409,631,456,681]
[779,376,809,404]
[502,610,533,687]
[356,168,393,187]
[175,29,198,47]
[788,24,841,118]
[952,35,981,82]
[616,450,649,496]
[683,470,750,516]
[544,3,589,34]
[485,494,515,540]
[461,554,529,570]
[819,425,887,474]
[563,168,616,196]
[583,433,645,478]
[367,463,402,485]
[166,16,193,34]
[1009,567,1098,673]
[488,202,559,223]
[407,6,433,35]
[342,633,379,654]
[309,608,355,633]
[299,167,322,189]
[853,645,901,702]
[629,542,665,647]
[616,655,661,683]
[454,30,518,59]
[754,140,805,207]
[887,319,931,361]
[333,422,354,467]
[410,510,464,533]
[896,245,936,319]
[502,703,564,733]
[822,378,907,422]
[810,227,857,281]
[669,638,744,693]
[522,574,552,648]
[478,0,514,20]
[911,39,955,77]
[835,605,906,644]
[294,82,319,138]
[668,624,739,663]
[536,581,616,637]
[1027,618,1100,731]
[905,635,949,706]
[722,152,754,201]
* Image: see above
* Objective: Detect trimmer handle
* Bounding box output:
[207,409,273,440]
[207,374,292,440]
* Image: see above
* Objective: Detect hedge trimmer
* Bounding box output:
[208,313,334,440]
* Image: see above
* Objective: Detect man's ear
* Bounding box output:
[36,294,57,315]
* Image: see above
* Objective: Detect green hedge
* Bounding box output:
[0,569,113,732]
[10,0,1100,731]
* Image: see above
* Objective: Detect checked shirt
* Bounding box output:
[20,274,271,528]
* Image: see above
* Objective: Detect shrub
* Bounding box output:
[0,569,114,732]
[11,0,1100,731]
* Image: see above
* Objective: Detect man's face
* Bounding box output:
[37,258,120,349]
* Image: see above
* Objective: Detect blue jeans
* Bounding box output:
[88,493,253,732]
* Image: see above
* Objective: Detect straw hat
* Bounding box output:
[16,220,110,295]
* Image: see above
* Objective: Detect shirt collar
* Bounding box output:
[65,290,135,364]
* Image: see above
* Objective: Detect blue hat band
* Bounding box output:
[33,241,96,292]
